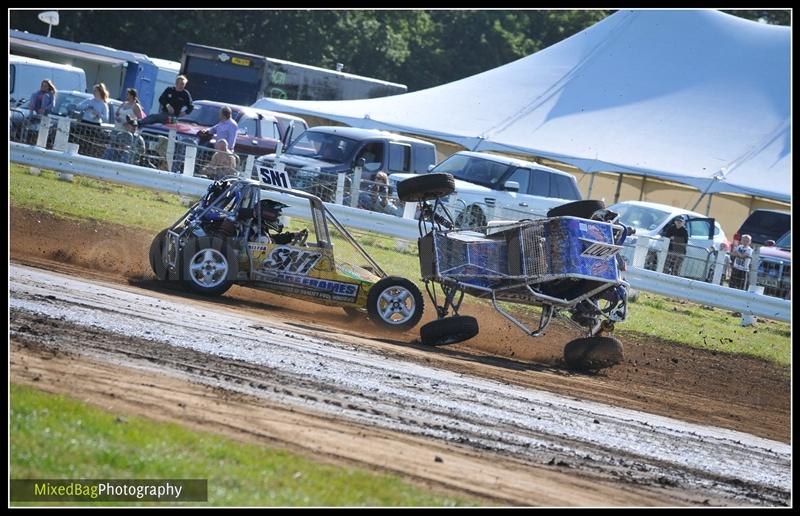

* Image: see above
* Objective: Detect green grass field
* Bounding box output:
[10,164,791,366]
[10,384,472,507]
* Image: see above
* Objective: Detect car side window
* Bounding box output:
[355,141,385,173]
[239,117,257,137]
[259,119,280,140]
[413,145,436,174]
[687,219,712,239]
[388,142,411,173]
[530,169,551,196]
[506,167,530,193]
[550,174,580,200]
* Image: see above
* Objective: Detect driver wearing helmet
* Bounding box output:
[259,199,308,245]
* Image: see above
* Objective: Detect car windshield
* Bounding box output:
[432,154,510,187]
[179,104,242,126]
[611,204,672,231]
[53,92,91,116]
[431,154,508,188]
[285,131,360,164]
[774,231,791,250]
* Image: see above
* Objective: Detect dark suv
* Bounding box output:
[254,126,437,202]
[733,209,790,247]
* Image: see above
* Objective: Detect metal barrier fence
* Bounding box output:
[10,114,412,219]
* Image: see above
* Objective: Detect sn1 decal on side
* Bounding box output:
[263,246,321,274]
[258,166,292,189]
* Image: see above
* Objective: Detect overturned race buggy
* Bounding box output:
[149,177,424,332]
[397,173,632,370]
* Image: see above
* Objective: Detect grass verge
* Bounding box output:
[10,384,472,507]
[10,164,790,366]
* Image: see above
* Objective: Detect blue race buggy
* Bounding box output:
[397,173,632,370]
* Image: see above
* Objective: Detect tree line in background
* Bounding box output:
[9,9,790,92]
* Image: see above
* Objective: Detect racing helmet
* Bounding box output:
[259,199,289,232]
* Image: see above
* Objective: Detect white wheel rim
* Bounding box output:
[376,286,416,325]
[189,248,228,288]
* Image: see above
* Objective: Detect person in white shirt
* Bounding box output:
[729,234,753,290]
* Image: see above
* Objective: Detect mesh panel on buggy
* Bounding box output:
[426,217,621,288]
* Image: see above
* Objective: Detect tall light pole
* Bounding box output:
[37,11,59,37]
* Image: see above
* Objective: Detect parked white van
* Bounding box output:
[9,55,87,106]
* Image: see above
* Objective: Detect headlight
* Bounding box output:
[298,167,319,177]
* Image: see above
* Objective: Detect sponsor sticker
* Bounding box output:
[258,271,360,302]
[262,246,321,274]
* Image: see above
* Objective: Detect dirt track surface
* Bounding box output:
[11,343,681,507]
[9,264,791,506]
[11,207,790,444]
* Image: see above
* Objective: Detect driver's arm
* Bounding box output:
[270,232,294,245]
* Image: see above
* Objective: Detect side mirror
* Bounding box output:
[765,240,776,247]
[427,164,435,172]
[504,180,520,192]
[356,157,366,169]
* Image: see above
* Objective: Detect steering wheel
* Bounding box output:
[293,228,309,246]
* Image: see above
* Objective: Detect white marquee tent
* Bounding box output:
[254,10,791,202]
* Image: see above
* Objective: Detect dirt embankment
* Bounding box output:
[10,206,790,443]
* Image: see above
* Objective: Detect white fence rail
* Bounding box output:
[623,267,789,322]
[10,142,790,322]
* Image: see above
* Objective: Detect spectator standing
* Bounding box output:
[138,75,193,126]
[200,106,238,152]
[201,139,237,179]
[662,216,689,276]
[28,79,57,116]
[114,88,145,131]
[77,83,110,124]
[102,116,145,165]
[729,235,754,290]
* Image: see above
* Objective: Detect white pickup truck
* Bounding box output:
[389,150,582,227]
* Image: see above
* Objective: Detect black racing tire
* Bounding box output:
[547,200,606,219]
[563,336,624,371]
[397,173,455,203]
[366,276,424,331]
[180,235,238,296]
[149,229,170,281]
[420,315,479,346]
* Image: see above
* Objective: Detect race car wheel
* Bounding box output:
[563,336,624,371]
[547,200,606,219]
[420,315,479,346]
[367,277,424,331]
[149,228,170,281]
[397,173,455,203]
[181,236,237,296]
